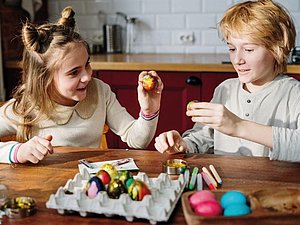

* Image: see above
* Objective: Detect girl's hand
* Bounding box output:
[17,135,53,163]
[154,130,187,154]
[186,102,242,136]
[137,71,163,115]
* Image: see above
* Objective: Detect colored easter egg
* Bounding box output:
[194,200,223,216]
[125,177,134,189]
[96,169,111,185]
[220,190,247,209]
[187,100,198,110]
[223,203,251,216]
[128,180,151,201]
[118,170,133,186]
[142,74,158,91]
[100,163,118,179]
[189,190,216,209]
[107,179,127,199]
[85,176,105,198]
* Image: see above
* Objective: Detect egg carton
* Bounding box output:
[46,168,186,224]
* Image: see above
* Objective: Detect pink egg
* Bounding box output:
[189,190,216,209]
[194,200,223,216]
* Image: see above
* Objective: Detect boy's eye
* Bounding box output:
[86,61,91,67]
[228,48,235,52]
[245,49,254,52]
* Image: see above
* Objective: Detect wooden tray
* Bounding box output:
[181,188,300,225]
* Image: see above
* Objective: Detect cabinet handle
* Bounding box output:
[186,76,202,86]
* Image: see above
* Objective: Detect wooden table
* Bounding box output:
[0,147,300,224]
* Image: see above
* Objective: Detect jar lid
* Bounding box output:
[3,197,37,218]
[162,159,187,175]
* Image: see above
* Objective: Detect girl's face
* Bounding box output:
[51,44,92,106]
[228,36,276,92]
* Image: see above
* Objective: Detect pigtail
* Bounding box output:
[22,20,53,54]
[57,6,76,30]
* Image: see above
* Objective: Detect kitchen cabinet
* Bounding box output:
[93,70,240,150]
[200,72,237,101]
[93,70,203,150]
[1,1,48,99]
[290,74,300,80]
[94,70,300,150]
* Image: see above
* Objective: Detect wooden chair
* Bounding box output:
[0,101,16,141]
[100,124,109,150]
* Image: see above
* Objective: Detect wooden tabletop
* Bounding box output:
[0,147,300,225]
[5,53,300,73]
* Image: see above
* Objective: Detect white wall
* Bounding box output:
[48,0,300,54]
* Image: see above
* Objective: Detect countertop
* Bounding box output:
[4,53,300,73]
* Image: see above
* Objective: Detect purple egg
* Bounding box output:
[85,176,105,198]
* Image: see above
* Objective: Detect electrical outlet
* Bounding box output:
[179,32,195,44]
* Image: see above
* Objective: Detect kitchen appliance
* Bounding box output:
[291,46,300,64]
[116,12,137,53]
[103,24,122,53]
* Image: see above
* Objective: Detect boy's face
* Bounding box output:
[51,44,92,106]
[227,36,276,91]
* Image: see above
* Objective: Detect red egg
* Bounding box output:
[96,169,111,185]
[194,200,223,216]
[189,190,216,209]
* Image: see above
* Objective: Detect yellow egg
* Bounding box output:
[187,100,198,110]
[100,163,118,179]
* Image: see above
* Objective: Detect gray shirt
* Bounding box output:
[183,75,300,162]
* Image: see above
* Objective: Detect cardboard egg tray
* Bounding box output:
[46,168,186,224]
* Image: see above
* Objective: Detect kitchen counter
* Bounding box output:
[4,53,300,73]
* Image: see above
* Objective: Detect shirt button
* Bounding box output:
[247,99,251,103]
[245,113,249,117]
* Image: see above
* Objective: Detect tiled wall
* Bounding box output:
[48,0,300,54]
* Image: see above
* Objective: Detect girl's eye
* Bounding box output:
[70,69,79,76]
[245,49,254,52]
[228,48,235,52]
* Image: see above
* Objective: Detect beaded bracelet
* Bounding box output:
[13,143,22,163]
[140,110,159,121]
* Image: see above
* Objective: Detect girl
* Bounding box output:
[0,6,163,164]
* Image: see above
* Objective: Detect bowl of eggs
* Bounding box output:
[182,188,300,225]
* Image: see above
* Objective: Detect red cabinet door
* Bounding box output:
[94,71,201,150]
[200,72,237,102]
[290,74,300,81]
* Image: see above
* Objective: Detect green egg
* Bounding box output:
[125,177,134,189]
[118,170,133,185]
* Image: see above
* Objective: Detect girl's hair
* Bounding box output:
[10,6,89,142]
[218,0,296,75]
